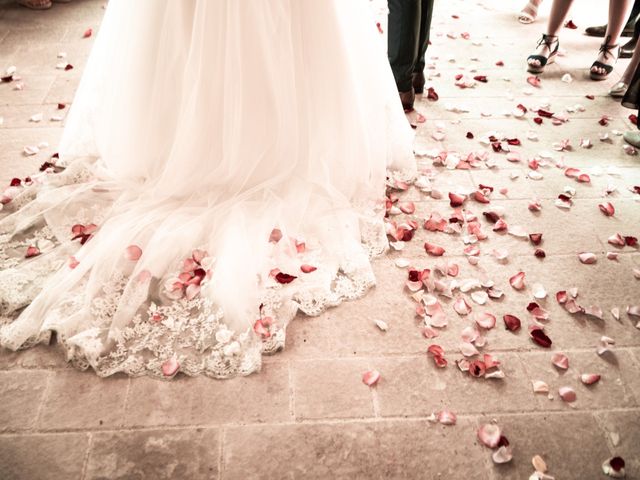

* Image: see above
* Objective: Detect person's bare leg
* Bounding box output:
[611,35,640,96]
[519,0,543,24]
[592,0,634,76]
[528,0,573,69]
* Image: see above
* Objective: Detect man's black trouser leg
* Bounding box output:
[414,0,435,74]
[388,0,421,92]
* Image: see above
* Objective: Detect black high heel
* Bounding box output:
[527,34,559,74]
[590,35,619,81]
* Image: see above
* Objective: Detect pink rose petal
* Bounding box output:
[552,352,569,370]
[453,296,472,315]
[580,373,601,385]
[362,370,381,386]
[509,271,526,290]
[124,245,143,261]
[437,409,457,426]
[424,242,446,256]
[578,252,597,264]
[558,386,577,402]
[478,423,502,448]
[161,357,180,377]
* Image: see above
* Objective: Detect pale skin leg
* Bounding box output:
[620,36,640,84]
[592,0,633,76]
[527,0,573,69]
[528,0,633,72]
[519,0,543,22]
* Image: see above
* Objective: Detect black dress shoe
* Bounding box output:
[620,37,638,58]
[399,88,415,111]
[585,24,635,38]
[412,71,425,94]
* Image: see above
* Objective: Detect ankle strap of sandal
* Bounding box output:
[538,34,558,49]
[599,35,619,59]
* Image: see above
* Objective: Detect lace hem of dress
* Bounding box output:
[0,158,401,380]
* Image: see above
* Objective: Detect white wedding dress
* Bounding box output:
[0,0,415,378]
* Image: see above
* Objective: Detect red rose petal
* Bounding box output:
[530,328,552,348]
[529,233,543,245]
[527,76,541,88]
[598,202,615,216]
[300,265,317,273]
[425,242,446,256]
[503,314,521,332]
[83,28,93,38]
[448,192,467,207]
[564,19,578,29]
[275,272,297,284]
[427,87,439,101]
[25,245,41,258]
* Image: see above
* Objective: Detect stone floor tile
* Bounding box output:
[85,428,220,480]
[38,369,130,430]
[125,362,290,427]
[291,358,374,420]
[0,370,49,432]
[374,355,449,417]
[519,350,639,412]
[594,410,640,480]
[485,412,612,480]
[0,432,89,480]
[223,417,490,480]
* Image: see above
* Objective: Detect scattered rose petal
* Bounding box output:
[602,457,626,478]
[492,446,513,464]
[454,296,472,315]
[530,328,552,348]
[300,264,317,273]
[527,76,541,88]
[478,424,502,448]
[558,386,576,402]
[437,409,457,425]
[552,352,569,370]
[599,202,615,216]
[374,320,388,332]
[578,252,597,264]
[580,373,601,385]
[362,370,381,386]
[564,19,577,29]
[532,455,548,474]
[124,245,143,261]
[509,271,526,290]
[503,314,521,332]
[275,272,297,284]
[532,380,550,393]
[597,336,615,355]
[425,242,446,256]
[161,357,180,377]
[428,344,448,368]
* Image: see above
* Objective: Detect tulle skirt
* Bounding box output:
[0,0,415,378]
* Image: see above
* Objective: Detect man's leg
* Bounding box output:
[413,0,435,93]
[388,0,421,109]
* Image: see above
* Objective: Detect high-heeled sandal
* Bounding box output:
[609,81,628,97]
[591,36,619,81]
[17,0,52,9]
[518,1,540,24]
[527,34,559,74]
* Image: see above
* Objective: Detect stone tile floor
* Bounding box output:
[1,0,639,479]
